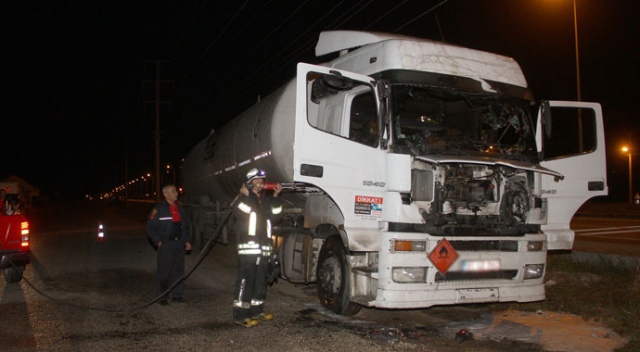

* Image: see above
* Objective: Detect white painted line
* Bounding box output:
[575,225,640,233]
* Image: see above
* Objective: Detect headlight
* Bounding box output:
[527,241,545,251]
[392,267,427,283]
[523,264,545,279]
[392,240,426,252]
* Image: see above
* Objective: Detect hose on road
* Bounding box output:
[5,195,240,313]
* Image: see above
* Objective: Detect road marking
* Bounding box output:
[575,225,640,233]
[577,235,640,242]
[38,225,144,236]
[574,225,640,242]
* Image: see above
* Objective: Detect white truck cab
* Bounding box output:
[182,31,607,315]
[290,31,606,313]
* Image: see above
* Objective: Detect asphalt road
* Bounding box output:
[0,201,628,351]
[572,218,640,256]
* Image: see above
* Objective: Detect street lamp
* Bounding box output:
[622,146,633,204]
[166,164,176,185]
[570,0,585,153]
[572,0,581,102]
[550,0,584,149]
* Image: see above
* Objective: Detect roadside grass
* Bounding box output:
[509,253,640,352]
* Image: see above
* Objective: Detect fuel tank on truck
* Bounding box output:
[182,80,298,204]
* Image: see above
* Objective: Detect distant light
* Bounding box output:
[98,222,105,239]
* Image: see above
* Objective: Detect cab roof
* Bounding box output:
[315,30,527,88]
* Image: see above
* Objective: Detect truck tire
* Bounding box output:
[316,236,361,315]
[3,266,24,283]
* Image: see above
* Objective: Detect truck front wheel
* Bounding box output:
[3,266,25,283]
[316,236,361,315]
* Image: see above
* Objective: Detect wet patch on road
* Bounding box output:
[465,309,628,352]
[293,305,499,349]
[291,305,623,351]
[32,268,153,296]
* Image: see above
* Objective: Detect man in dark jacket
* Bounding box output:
[147,184,191,305]
[233,168,282,327]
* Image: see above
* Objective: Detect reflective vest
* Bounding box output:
[235,191,282,256]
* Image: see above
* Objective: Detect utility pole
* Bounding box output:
[143,60,173,203]
[154,61,161,203]
[572,0,584,152]
[124,142,128,204]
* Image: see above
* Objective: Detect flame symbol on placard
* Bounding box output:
[439,246,448,258]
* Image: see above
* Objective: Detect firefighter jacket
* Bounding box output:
[235,191,282,256]
[147,201,190,246]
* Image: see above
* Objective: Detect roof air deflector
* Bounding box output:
[315,30,417,57]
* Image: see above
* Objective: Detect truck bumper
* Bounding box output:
[1,252,30,269]
[367,231,547,309]
[373,281,545,309]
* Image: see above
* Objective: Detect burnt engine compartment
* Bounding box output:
[394,163,540,236]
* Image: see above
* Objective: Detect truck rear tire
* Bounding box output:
[3,266,24,283]
[316,236,361,315]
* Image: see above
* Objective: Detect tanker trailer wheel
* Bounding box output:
[3,266,25,283]
[316,236,361,315]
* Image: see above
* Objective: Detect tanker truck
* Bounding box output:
[181,31,607,315]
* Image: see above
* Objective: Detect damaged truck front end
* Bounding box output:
[368,74,566,308]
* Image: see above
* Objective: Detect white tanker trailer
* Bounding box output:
[181,31,607,315]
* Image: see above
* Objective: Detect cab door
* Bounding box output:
[293,63,387,251]
[536,101,608,250]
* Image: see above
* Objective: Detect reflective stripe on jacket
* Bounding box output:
[146,201,190,245]
[235,191,282,256]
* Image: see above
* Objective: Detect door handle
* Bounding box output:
[301,164,323,178]
[588,181,605,191]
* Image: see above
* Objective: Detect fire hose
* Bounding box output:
[6,195,240,313]
[7,183,317,312]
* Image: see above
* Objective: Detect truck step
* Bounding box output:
[351,295,376,306]
[352,266,378,279]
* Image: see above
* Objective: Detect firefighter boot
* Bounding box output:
[252,312,274,321]
[234,318,259,328]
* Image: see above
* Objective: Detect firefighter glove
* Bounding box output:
[266,253,281,286]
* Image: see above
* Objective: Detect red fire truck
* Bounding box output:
[1,182,30,283]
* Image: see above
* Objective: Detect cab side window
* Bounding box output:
[349,92,378,148]
[543,107,596,159]
[307,72,377,144]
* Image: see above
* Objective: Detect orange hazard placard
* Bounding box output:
[428,238,459,274]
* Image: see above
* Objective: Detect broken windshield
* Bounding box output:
[391,83,538,162]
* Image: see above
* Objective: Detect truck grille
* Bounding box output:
[449,240,518,252]
[435,270,518,282]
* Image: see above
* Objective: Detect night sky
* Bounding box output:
[3,0,639,201]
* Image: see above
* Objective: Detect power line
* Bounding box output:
[223,0,372,101]
[234,0,312,65]
[181,0,452,120]
[180,1,249,82]
[393,0,449,33]
[218,0,275,48]
[229,0,348,91]
[234,0,375,101]
[435,13,446,42]
[268,0,449,81]
[363,0,410,30]
[169,0,210,57]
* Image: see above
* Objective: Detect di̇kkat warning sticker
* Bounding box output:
[354,195,383,219]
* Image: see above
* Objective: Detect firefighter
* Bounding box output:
[233,168,283,327]
[0,189,6,215]
[147,184,191,306]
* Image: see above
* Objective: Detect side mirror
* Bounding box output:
[310,71,354,103]
[377,80,391,150]
[541,100,552,139]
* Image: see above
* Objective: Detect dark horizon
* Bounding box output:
[4,0,638,201]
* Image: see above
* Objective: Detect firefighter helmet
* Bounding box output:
[246,168,266,183]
